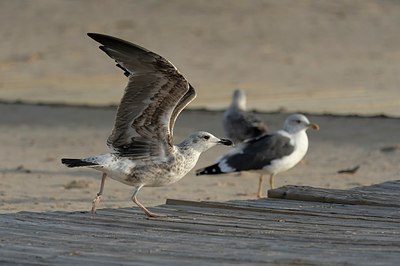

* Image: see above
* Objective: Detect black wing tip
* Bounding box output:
[87,32,97,38]
[196,164,224,176]
[87,32,124,46]
[87,33,109,44]
[61,158,98,168]
[87,32,107,40]
[87,32,152,54]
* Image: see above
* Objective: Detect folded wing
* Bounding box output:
[223,133,294,171]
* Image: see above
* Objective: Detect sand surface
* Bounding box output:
[1,0,399,115]
[1,103,399,213]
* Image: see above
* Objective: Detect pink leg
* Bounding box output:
[131,185,166,218]
[91,173,107,213]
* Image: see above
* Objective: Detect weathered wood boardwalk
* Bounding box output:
[1,181,400,265]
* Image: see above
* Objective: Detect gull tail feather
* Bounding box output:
[61,158,99,168]
[196,163,223,176]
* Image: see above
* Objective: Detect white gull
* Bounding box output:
[197,114,318,198]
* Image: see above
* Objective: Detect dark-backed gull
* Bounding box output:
[197,114,319,198]
[61,33,232,217]
[223,89,268,144]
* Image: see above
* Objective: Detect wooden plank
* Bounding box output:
[0,214,398,266]
[1,181,400,265]
[167,198,400,222]
[351,180,400,195]
[0,196,399,265]
[267,180,400,207]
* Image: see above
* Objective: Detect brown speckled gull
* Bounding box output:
[61,33,232,218]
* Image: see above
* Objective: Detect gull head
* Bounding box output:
[232,89,247,110]
[283,114,319,134]
[184,131,233,153]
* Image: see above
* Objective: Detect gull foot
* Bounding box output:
[91,194,102,213]
[145,212,169,219]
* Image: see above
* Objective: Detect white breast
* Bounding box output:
[263,131,309,175]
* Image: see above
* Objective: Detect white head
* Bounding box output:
[283,114,319,134]
[232,89,247,110]
[181,131,233,153]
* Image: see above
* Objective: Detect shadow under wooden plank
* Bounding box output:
[267,180,400,207]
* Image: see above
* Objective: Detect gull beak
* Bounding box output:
[218,138,233,146]
[308,123,320,130]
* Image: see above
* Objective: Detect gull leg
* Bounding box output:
[269,174,275,190]
[257,175,264,198]
[91,173,107,213]
[131,185,166,218]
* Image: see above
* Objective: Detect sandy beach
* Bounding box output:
[1,0,399,115]
[1,103,399,213]
[0,1,399,213]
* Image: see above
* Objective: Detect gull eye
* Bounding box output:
[296,120,302,124]
[203,135,210,140]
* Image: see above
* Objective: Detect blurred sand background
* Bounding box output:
[0,0,399,213]
[1,0,400,115]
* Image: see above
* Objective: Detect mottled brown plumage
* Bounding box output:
[62,33,232,217]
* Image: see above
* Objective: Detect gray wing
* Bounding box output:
[221,133,294,171]
[87,33,195,159]
[169,84,196,137]
[223,107,268,143]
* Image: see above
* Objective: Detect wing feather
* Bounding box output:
[222,133,294,171]
[169,84,196,136]
[223,107,268,143]
[87,33,194,159]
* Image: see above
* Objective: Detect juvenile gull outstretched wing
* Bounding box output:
[87,33,195,159]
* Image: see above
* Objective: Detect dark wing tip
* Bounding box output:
[61,158,98,168]
[87,32,112,43]
[195,163,224,176]
[87,32,99,38]
[87,33,114,45]
[98,45,108,53]
[87,32,123,46]
[195,168,205,176]
[87,32,152,54]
